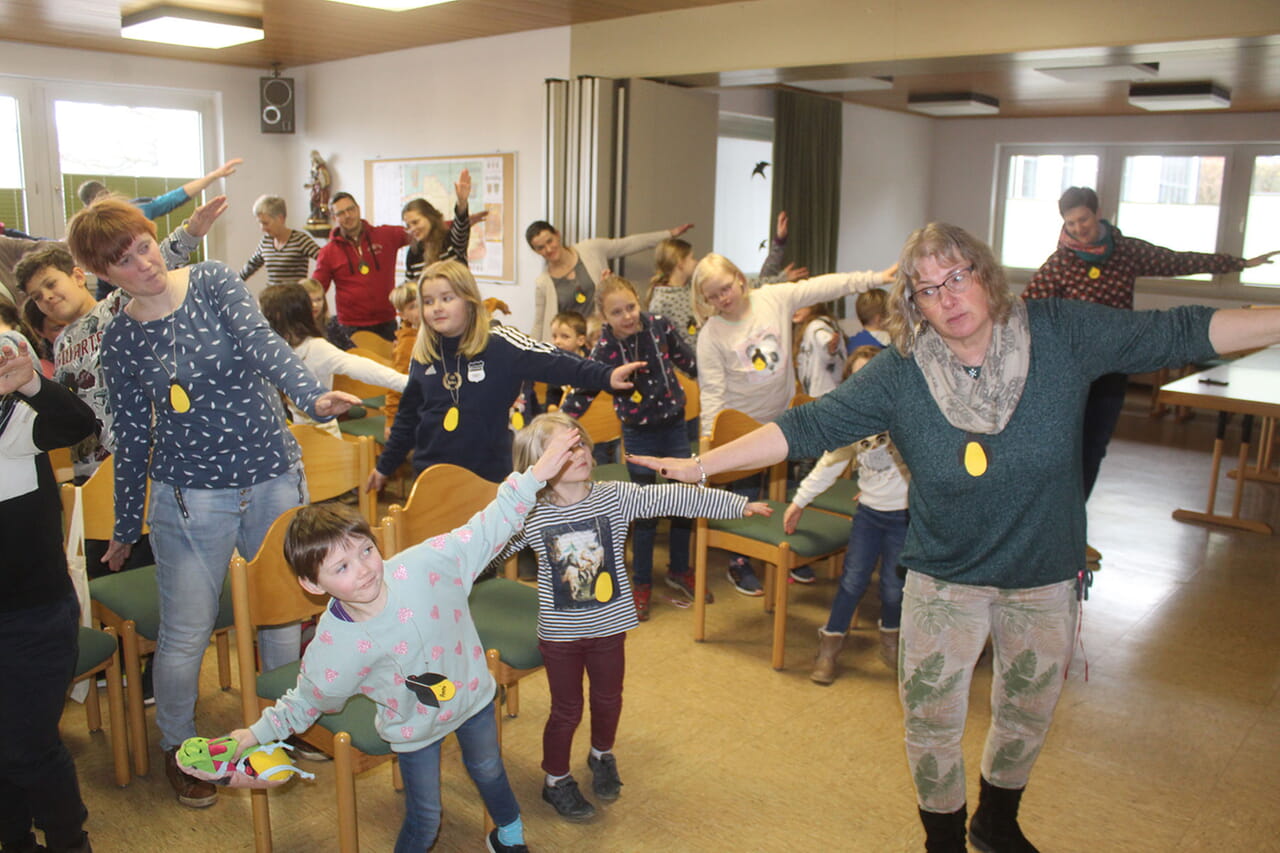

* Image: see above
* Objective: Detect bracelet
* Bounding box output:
[692,455,708,488]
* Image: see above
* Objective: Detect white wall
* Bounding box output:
[0,40,291,274]
[292,27,571,332]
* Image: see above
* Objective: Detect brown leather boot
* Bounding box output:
[878,623,899,670]
[810,629,844,685]
[165,747,217,808]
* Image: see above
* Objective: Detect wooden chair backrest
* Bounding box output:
[59,456,149,541]
[389,464,499,554]
[347,346,393,367]
[349,331,393,360]
[531,382,549,409]
[49,446,74,483]
[291,424,377,525]
[333,372,387,405]
[789,392,816,409]
[677,372,699,424]
[708,409,786,493]
[577,391,620,445]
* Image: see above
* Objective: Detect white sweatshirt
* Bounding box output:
[292,336,408,436]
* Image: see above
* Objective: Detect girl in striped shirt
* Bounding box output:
[503,412,770,822]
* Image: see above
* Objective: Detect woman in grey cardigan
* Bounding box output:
[629,222,1280,853]
[526,219,692,341]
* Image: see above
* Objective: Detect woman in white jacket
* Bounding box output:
[526,220,693,341]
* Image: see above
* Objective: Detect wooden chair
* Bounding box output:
[349,330,393,361]
[49,445,74,483]
[346,346,393,367]
[291,424,378,526]
[61,459,233,776]
[388,464,543,719]
[577,391,630,481]
[692,410,853,670]
[72,625,131,788]
[333,371,388,411]
[232,506,399,853]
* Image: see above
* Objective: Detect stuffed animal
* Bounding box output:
[177,736,316,788]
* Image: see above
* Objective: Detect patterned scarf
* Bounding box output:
[912,299,1030,435]
[1059,218,1115,264]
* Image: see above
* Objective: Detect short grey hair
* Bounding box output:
[252,194,287,219]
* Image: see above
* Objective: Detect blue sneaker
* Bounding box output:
[789,566,816,584]
[727,557,763,596]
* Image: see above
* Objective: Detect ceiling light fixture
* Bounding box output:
[789,76,894,94]
[1036,62,1159,83]
[121,5,264,49]
[1128,81,1230,111]
[906,92,999,117]
[323,0,458,11]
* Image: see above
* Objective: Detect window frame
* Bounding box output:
[996,141,1280,303]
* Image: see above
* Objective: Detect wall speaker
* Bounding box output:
[260,76,295,134]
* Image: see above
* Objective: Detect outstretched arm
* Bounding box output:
[1208,307,1280,355]
[628,422,789,484]
[182,158,243,199]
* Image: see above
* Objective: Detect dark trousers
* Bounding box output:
[1081,372,1128,499]
[0,593,88,851]
[338,320,397,342]
[538,633,625,776]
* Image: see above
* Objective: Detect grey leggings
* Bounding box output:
[899,571,1077,813]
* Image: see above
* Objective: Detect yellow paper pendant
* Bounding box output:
[360,263,371,275]
[752,354,767,370]
[1088,266,1101,279]
[574,291,586,304]
[443,405,460,432]
[963,440,988,477]
[630,390,643,404]
[432,679,456,702]
[687,321,698,336]
[594,572,614,603]
[169,381,191,414]
[510,410,525,430]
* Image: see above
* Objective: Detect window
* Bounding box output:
[714,113,773,273]
[0,95,24,232]
[1000,153,1098,269]
[1243,155,1280,287]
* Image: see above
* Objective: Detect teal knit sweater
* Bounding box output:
[777,299,1216,589]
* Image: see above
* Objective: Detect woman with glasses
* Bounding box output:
[628,222,1280,853]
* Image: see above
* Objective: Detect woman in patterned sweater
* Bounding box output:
[65,197,358,811]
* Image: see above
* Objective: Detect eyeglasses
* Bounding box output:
[909,266,975,305]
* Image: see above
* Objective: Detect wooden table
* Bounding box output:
[1157,346,1280,534]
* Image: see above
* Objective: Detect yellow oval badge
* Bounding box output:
[1088,266,1101,279]
[963,440,988,477]
[752,354,767,371]
[595,572,614,603]
[169,381,191,414]
[443,405,460,432]
[510,410,524,431]
[575,291,587,304]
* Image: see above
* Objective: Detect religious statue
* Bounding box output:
[305,150,332,232]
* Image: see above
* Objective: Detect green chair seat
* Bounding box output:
[257,662,392,756]
[592,463,631,483]
[90,566,234,640]
[339,415,387,444]
[75,626,118,677]
[709,499,851,557]
[787,478,859,518]
[469,578,542,672]
[361,395,386,409]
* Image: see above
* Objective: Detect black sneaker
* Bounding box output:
[485,828,529,853]
[727,557,764,596]
[542,776,596,822]
[587,752,623,801]
[665,571,714,603]
[789,566,816,584]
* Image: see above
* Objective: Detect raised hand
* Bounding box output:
[455,168,472,209]
[531,425,583,482]
[0,337,39,397]
[669,223,694,238]
[608,361,647,390]
[186,195,229,238]
[776,210,789,241]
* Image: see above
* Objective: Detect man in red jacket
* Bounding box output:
[312,192,409,341]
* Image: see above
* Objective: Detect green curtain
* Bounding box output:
[771,90,842,277]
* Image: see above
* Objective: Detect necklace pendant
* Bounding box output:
[360,263,370,275]
[169,380,192,414]
[510,410,525,430]
[960,434,989,477]
[1088,266,1101,279]
[574,290,586,304]
[594,571,614,603]
[630,389,643,404]
[443,405,460,432]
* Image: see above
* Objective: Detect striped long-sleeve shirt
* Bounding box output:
[500,481,748,641]
[240,229,320,286]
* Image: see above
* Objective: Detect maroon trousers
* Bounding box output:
[537,633,626,776]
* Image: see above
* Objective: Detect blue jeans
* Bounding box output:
[825,506,908,633]
[623,421,693,586]
[147,463,308,750]
[0,593,87,851]
[394,706,519,853]
[1082,372,1127,500]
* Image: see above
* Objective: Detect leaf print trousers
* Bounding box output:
[899,571,1077,813]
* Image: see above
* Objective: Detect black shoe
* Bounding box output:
[919,805,968,853]
[969,777,1038,853]
[587,752,623,801]
[485,828,528,853]
[542,776,596,822]
[285,734,332,762]
[726,557,763,596]
[1,832,46,853]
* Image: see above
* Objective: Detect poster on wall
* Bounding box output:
[366,152,516,283]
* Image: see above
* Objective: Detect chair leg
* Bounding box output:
[693,522,708,642]
[762,563,776,614]
[216,630,232,690]
[250,787,273,853]
[84,671,103,732]
[772,563,791,671]
[121,624,149,776]
[335,732,359,853]
[506,681,520,718]
[391,756,403,791]
[103,634,131,787]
